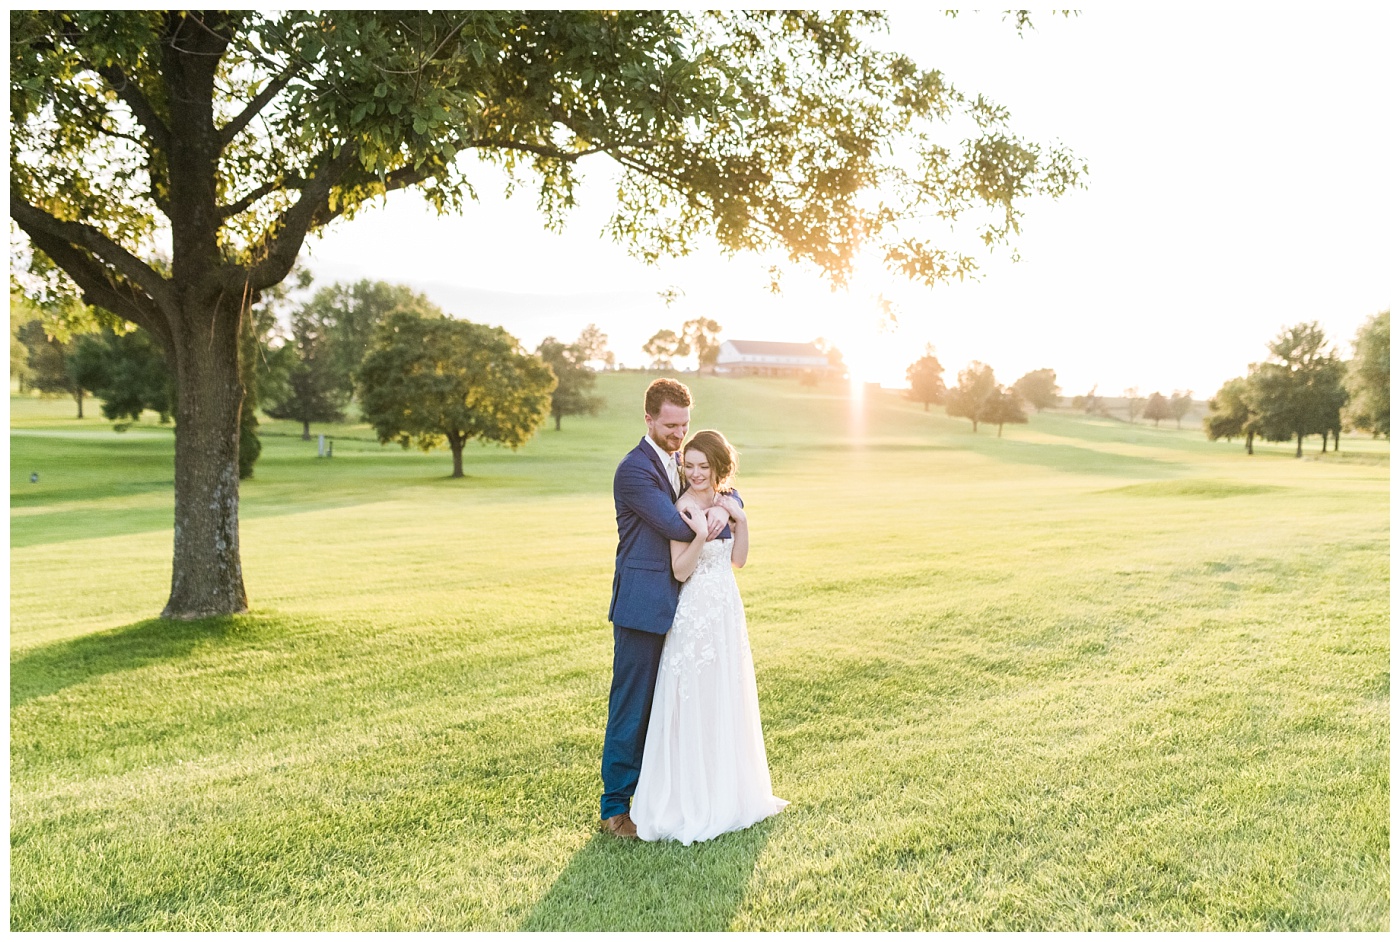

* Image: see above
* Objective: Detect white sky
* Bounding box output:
[305,7,1393,395]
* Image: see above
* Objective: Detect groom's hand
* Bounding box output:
[703,506,729,540]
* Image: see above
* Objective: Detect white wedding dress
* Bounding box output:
[631,538,787,845]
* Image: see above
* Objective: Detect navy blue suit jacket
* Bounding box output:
[608,438,738,633]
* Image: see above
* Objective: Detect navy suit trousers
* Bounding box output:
[600,623,667,819]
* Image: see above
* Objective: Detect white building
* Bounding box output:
[714,340,835,377]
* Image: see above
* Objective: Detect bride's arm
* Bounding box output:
[718,494,749,568]
[670,502,709,582]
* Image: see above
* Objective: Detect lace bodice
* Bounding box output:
[691,537,734,576]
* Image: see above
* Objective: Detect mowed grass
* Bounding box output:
[9,374,1389,930]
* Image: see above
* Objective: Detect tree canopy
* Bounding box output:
[1012,368,1059,412]
[1204,377,1254,453]
[945,361,998,432]
[359,312,555,478]
[10,10,1083,618]
[905,347,946,411]
[1142,391,1171,427]
[537,332,603,430]
[1345,309,1389,438]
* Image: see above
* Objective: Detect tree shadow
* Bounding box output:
[520,818,779,931]
[10,615,253,708]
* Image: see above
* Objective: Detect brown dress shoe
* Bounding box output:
[600,812,638,839]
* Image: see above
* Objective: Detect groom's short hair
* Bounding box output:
[645,378,692,416]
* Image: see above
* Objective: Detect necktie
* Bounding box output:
[670,454,682,495]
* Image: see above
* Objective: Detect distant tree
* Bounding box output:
[575,323,615,370]
[537,334,603,430]
[1072,384,1102,416]
[1308,358,1347,453]
[946,361,998,432]
[236,269,304,478]
[1168,390,1193,429]
[1204,377,1255,454]
[265,291,348,440]
[905,347,946,411]
[13,293,103,416]
[643,329,689,370]
[1124,387,1142,424]
[681,318,723,372]
[69,328,175,426]
[811,336,848,380]
[983,386,1028,437]
[1245,322,1342,458]
[17,320,81,412]
[1142,391,1171,427]
[1012,368,1059,411]
[10,295,34,392]
[359,312,555,478]
[1344,309,1389,438]
[303,280,445,402]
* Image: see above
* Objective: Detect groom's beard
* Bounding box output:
[649,430,680,455]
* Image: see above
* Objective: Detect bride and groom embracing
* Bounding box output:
[599,378,787,845]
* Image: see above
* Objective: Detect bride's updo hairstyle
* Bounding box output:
[683,430,738,494]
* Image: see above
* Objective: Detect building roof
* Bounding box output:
[722,340,825,358]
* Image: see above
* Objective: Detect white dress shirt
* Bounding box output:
[644,435,680,496]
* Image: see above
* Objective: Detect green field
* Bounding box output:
[9,374,1389,930]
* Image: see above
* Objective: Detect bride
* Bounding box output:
[630,429,787,845]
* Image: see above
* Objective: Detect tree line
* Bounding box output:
[905,347,1061,436]
[11,276,615,478]
[1203,315,1388,456]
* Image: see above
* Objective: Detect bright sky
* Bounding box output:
[305,8,1392,396]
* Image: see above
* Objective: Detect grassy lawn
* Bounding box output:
[9,374,1389,930]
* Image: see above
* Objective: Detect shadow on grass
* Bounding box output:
[521,819,778,931]
[10,615,254,708]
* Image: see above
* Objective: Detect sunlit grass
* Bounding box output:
[9,376,1389,930]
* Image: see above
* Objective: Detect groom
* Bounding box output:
[600,377,732,838]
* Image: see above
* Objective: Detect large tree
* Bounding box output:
[1245,322,1343,458]
[681,318,723,373]
[359,311,555,478]
[10,11,1082,617]
[1344,309,1389,438]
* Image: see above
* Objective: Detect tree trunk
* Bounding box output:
[555,413,562,431]
[1295,431,1303,458]
[162,314,248,619]
[302,419,311,441]
[997,422,1004,437]
[1246,430,1254,455]
[75,387,84,419]
[451,438,465,478]
[1333,428,1341,451]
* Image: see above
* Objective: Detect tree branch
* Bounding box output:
[219,176,299,219]
[219,61,301,149]
[10,196,176,314]
[88,61,172,152]
[19,224,170,347]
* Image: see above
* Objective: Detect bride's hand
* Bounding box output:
[716,494,746,524]
[680,505,708,535]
